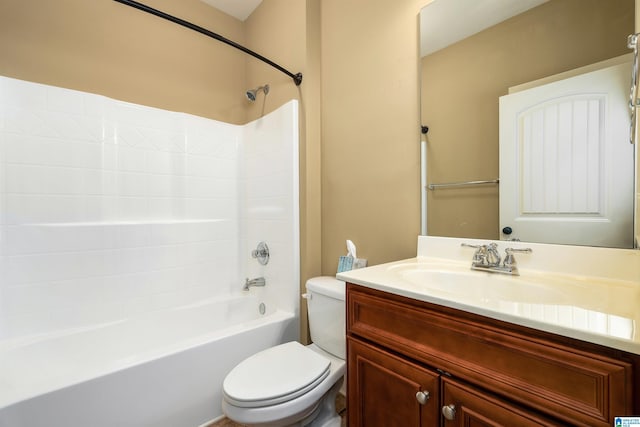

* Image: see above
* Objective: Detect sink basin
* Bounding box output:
[385,260,638,317]
[392,264,570,305]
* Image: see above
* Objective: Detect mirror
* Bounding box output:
[420,0,637,248]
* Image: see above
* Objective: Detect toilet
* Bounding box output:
[222,277,346,427]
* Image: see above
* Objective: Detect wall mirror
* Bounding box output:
[420,0,637,248]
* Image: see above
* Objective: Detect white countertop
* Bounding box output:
[337,236,640,355]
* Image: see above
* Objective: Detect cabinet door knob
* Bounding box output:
[442,404,456,421]
[415,391,430,405]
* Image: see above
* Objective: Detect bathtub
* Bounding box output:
[0,294,298,427]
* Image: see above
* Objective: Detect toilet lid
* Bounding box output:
[223,341,331,408]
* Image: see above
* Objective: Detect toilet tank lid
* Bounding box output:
[305,276,345,300]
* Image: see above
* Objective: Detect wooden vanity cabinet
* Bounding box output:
[348,337,440,426]
[346,283,639,427]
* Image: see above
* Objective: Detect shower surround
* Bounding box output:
[0,76,300,426]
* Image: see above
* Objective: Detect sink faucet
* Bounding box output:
[461,243,532,276]
[461,242,501,267]
[244,277,266,291]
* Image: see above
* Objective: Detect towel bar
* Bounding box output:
[427,179,499,190]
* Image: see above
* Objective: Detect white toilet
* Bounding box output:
[222,277,346,427]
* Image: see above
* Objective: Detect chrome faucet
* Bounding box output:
[244,277,266,291]
[461,243,532,276]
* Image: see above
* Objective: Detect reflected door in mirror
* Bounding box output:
[499,60,634,248]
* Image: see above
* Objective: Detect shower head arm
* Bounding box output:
[246,84,270,102]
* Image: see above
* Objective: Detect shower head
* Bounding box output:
[246,84,269,102]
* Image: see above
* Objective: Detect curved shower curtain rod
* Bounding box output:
[113,0,303,86]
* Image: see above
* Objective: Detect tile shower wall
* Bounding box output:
[0,76,299,340]
[242,104,299,316]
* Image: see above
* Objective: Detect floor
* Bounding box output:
[210,394,347,427]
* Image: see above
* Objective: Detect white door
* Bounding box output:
[499,61,635,248]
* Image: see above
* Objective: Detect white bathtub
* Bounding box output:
[0,294,297,427]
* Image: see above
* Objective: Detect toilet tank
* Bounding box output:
[305,277,346,360]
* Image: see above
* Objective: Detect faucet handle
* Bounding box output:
[503,247,532,267]
[461,243,482,249]
[461,243,487,264]
[251,241,270,265]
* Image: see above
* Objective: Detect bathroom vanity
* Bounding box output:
[337,237,640,427]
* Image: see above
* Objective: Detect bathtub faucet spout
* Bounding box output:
[244,277,266,291]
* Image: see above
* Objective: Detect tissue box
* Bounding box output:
[353,258,368,269]
[337,256,353,273]
[337,256,367,273]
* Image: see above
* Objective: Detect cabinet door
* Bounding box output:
[441,377,558,427]
[348,337,440,427]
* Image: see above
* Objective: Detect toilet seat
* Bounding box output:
[223,341,331,408]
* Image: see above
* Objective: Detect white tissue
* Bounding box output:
[346,240,357,259]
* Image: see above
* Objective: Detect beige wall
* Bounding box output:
[0,0,247,123]
[421,0,634,240]
[320,0,425,273]
[245,1,304,122]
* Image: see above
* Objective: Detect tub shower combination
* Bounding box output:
[0,76,300,427]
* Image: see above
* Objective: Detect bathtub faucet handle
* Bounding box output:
[244,277,266,291]
[251,241,270,265]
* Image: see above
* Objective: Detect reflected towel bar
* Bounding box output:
[427,179,499,190]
